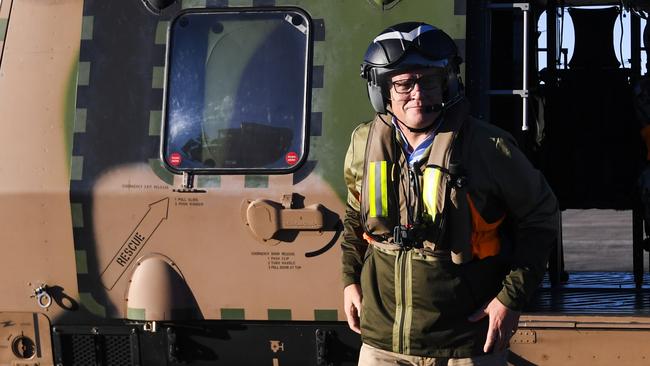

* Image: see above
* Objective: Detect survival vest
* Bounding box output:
[360,102,502,264]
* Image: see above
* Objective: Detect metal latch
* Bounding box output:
[143,321,158,333]
[173,172,206,193]
[32,284,52,309]
[244,198,325,243]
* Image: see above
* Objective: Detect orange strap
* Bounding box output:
[467,194,505,259]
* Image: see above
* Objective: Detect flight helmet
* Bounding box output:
[360,22,463,114]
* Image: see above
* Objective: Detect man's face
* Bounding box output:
[388,68,444,130]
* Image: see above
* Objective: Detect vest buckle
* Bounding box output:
[393,225,423,249]
[447,163,468,189]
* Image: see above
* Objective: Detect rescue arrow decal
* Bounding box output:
[100,198,169,290]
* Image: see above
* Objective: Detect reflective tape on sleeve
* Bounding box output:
[380,161,388,217]
[369,161,388,218]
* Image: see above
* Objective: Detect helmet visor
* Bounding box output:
[370,24,457,68]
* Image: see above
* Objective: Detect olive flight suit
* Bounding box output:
[341,100,559,358]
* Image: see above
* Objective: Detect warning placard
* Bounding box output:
[251,251,302,271]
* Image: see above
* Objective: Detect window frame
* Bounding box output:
[160,7,313,175]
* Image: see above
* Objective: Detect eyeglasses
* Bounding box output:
[391,75,441,94]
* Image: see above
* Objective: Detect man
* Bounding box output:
[341,22,559,365]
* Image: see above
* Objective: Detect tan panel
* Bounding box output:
[520,314,650,326]
[0,0,82,316]
[0,1,10,19]
[512,314,650,365]
[0,0,81,190]
[511,327,650,365]
[91,163,345,320]
[0,312,52,366]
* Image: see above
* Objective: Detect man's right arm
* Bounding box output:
[341,202,366,286]
[341,122,371,333]
[341,190,366,335]
[341,122,370,286]
[341,160,366,334]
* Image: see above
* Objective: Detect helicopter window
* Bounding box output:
[162,9,311,174]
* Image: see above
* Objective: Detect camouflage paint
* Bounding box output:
[314,309,338,321]
[0,18,7,40]
[126,307,146,320]
[75,250,89,274]
[268,309,292,321]
[81,16,94,41]
[71,155,84,181]
[221,308,245,319]
[80,292,106,318]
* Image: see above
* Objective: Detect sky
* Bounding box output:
[537,6,648,74]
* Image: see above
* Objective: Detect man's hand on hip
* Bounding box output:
[343,284,363,334]
[468,297,520,353]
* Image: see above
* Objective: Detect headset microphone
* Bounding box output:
[424,104,444,113]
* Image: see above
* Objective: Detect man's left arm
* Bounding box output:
[491,135,559,311]
[470,133,560,352]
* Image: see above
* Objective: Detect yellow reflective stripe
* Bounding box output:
[380,161,388,217]
[423,167,441,220]
[423,168,433,214]
[431,168,441,217]
[423,168,434,216]
[369,162,377,217]
[432,169,438,212]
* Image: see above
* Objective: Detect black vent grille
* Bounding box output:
[70,335,96,366]
[105,335,132,366]
[60,333,135,366]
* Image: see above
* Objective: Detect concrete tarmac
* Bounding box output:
[561,209,636,272]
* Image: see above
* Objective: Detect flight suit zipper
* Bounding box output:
[398,249,407,353]
[393,249,412,354]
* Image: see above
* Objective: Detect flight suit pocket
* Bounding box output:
[359,249,396,349]
[411,260,476,320]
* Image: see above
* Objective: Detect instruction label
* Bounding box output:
[174,197,204,207]
[121,183,169,191]
[251,251,302,271]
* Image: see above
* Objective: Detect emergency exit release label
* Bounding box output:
[251,251,302,270]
